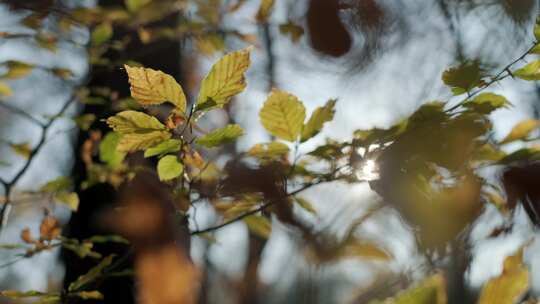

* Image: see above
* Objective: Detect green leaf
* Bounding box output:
[247,141,290,158]
[125,0,152,12]
[478,248,529,304]
[195,124,244,148]
[41,176,72,192]
[62,241,101,259]
[256,0,275,23]
[91,22,113,46]
[71,290,104,300]
[68,254,115,292]
[157,155,183,181]
[442,61,484,95]
[259,89,306,141]
[124,65,187,112]
[0,81,12,96]
[193,98,218,113]
[2,61,34,79]
[73,113,96,131]
[513,60,540,80]
[500,119,540,144]
[301,99,336,142]
[294,196,317,214]
[106,110,171,152]
[55,192,80,211]
[243,215,272,239]
[464,93,510,114]
[85,235,129,244]
[10,142,32,159]
[99,132,126,168]
[530,43,540,55]
[196,47,252,107]
[144,139,182,158]
[373,273,447,304]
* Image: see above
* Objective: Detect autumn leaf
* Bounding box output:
[259,89,306,141]
[124,65,187,112]
[301,99,336,142]
[442,61,484,95]
[10,142,32,159]
[464,93,510,114]
[196,47,252,108]
[2,61,34,79]
[106,110,171,152]
[513,60,540,81]
[478,247,529,304]
[256,0,275,23]
[500,119,540,144]
[248,141,289,158]
[243,215,272,239]
[374,273,447,304]
[0,81,12,96]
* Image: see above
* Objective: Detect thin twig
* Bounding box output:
[0,102,46,127]
[0,95,75,234]
[190,174,337,235]
[446,43,537,113]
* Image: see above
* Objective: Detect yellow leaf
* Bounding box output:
[3,61,34,79]
[376,273,447,304]
[256,0,275,23]
[243,215,272,239]
[55,192,80,211]
[500,119,540,144]
[301,99,336,142]
[0,81,12,97]
[248,141,289,158]
[106,110,171,152]
[259,89,306,141]
[125,65,187,112]
[196,47,252,108]
[10,142,32,159]
[478,248,529,304]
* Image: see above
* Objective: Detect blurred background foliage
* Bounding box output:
[0,0,540,303]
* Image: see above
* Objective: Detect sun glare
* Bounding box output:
[355,159,379,181]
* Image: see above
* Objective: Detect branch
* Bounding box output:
[0,95,75,234]
[0,102,46,127]
[190,176,333,235]
[446,43,537,113]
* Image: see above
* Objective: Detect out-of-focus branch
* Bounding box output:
[190,166,348,235]
[261,22,275,91]
[0,101,46,127]
[0,94,75,234]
